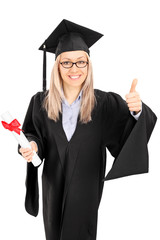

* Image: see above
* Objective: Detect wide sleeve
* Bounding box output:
[101,92,157,181]
[17,93,45,163]
[17,92,45,217]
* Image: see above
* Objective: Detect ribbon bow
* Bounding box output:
[1,119,23,135]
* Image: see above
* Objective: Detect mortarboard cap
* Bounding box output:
[39,19,103,91]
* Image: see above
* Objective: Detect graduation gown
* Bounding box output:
[19,89,157,240]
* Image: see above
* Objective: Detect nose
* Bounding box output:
[70,63,79,73]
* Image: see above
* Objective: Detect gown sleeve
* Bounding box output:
[17,93,44,162]
[17,92,45,216]
[101,92,157,181]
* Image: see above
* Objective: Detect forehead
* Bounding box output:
[60,50,87,60]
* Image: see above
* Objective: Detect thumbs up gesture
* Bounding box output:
[125,79,142,114]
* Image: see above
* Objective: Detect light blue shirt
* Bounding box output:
[61,87,83,141]
[61,87,142,142]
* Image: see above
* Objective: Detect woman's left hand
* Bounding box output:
[125,79,142,114]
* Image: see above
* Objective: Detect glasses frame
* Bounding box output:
[60,61,88,69]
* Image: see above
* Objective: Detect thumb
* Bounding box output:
[130,78,138,93]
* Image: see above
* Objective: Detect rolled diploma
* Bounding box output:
[1,111,41,167]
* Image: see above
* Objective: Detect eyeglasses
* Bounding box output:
[60,61,88,69]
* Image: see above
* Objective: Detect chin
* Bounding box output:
[69,82,83,87]
[64,79,86,88]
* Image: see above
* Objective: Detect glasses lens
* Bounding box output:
[76,61,88,68]
[61,61,72,68]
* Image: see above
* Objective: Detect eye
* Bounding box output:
[61,61,73,68]
[63,61,71,65]
[76,61,88,68]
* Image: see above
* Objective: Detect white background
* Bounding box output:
[0,0,159,239]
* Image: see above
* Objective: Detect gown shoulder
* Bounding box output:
[94,88,129,118]
[30,90,48,102]
[94,88,125,103]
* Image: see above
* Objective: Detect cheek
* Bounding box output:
[83,68,88,78]
[59,68,67,79]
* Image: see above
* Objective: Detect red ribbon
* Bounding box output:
[1,119,23,135]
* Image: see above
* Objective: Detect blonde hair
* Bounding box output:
[42,52,97,124]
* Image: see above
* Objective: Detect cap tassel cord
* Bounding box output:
[43,44,46,92]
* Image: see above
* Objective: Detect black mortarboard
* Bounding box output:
[39,19,103,91]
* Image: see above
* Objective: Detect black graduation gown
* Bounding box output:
[18,89,157,240]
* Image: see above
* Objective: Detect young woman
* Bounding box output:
[18,19,157,240]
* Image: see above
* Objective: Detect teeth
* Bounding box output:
[69,75,80,79]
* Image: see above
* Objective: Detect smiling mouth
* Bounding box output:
[68,75,81,80]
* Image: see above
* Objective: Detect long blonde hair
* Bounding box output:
[42,52,97,124]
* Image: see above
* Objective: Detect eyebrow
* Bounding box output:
[61,56,86,61]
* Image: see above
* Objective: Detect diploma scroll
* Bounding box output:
[1,111,41,167]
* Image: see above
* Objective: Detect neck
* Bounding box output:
[62,83,82,105]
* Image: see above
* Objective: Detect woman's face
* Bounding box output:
[59,50,88,89]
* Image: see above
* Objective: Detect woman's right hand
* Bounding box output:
[19,141,38,162]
